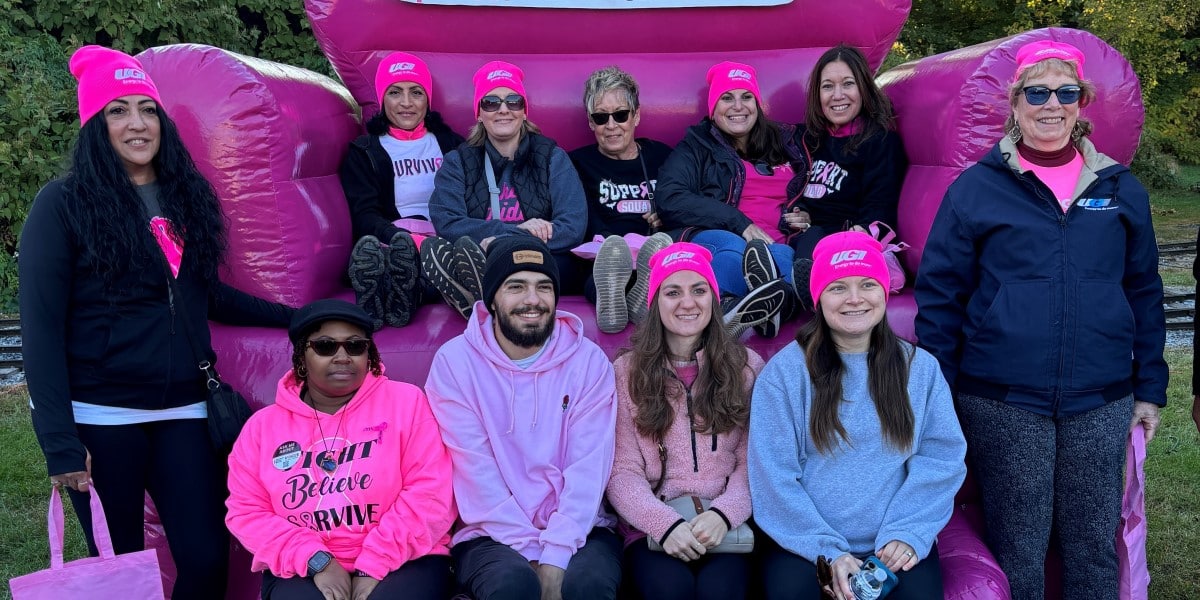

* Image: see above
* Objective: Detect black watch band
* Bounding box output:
[307,550,333,577]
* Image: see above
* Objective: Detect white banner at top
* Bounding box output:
[401,0,790,8]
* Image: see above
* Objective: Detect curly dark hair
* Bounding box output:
[802,44,897,156]
[63,105,227,285]
[622,294,750,441]
[796,308,914,455]
[290,321,383,386]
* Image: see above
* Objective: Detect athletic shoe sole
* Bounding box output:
[452,236,487,302]
[348,235,387,331]
[593,235,633,333]
[723,279,788,339]
[743,239,783,338]
[384,231,419,327]
[792,257,815,313]
[627,232,673,324]
[420,236,475,319]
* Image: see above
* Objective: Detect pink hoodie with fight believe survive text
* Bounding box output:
[226,369,454,579]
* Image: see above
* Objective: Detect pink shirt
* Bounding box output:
[1018,153,1084,213]
[739,161,794,243]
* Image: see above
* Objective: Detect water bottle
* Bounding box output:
[849,556,898,600]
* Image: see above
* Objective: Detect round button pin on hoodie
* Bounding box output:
[273,441,302,471]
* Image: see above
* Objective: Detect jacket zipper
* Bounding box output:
[685,386,698,473]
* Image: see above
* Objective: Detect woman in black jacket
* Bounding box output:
[656,61,808,338]
[19,45,293,600]
[340,51,465,328]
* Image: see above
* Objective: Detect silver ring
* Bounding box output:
[904,550,914,557]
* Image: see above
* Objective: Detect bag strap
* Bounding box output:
[868,220,897,245]
[484,155,503,222]
[49,481,115,569]
[153,249,222,388]
[651,441,667,496]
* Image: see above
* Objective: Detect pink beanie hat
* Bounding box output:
[375,51,433,106]
[1014,40,1086,81]
[808,231,890,307]
[473,60,527,117]
[706,61,761,116]
[69,45,162,126]
[646,242,720,307]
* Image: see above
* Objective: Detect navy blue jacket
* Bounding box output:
[914,138,1167,417]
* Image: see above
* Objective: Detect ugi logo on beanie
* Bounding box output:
[727,69,752,80]
[660,251,696,265]
[487,69,514,80]
[114,68,146,81]
[389,62,416,73]
[513,250,545,265]
[830,250,867,265]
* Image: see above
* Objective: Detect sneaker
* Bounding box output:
[420,236,475,319]
[627,232,673,324]
[452,236,487,301]
[383,231,419,328]
[593,236,633,333]
[743,239,783,337]
[348,235,387,331]
[722,279,788,339]
[792,257,815,313]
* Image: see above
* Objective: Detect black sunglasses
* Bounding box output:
[479,94,526,113]
[1022,85,1082,106]
[753,161,776,176]
[589,109,632,126]
[307,338,370,357]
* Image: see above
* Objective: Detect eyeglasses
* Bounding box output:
[753,161,775,176]
[1022,85,1082,106]
[306,339,370,357]
[589,109,632,126]
[479,94,526,113]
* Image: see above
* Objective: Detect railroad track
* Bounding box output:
[1159,242,1195,257]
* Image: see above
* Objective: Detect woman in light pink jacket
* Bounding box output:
[226,300,454,600]
[606,243,764,600]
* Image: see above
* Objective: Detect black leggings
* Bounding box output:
[761,536,943,600]
[261,554,451,599]
[68,418,228,600]
[624,539,750,600]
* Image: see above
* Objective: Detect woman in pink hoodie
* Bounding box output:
[226,300,455,600]
[606,243,764,600]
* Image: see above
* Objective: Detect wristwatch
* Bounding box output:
[307,551,333,577]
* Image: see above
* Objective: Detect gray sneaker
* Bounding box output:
[452,236,487,302]
[722,279,788,339]
[348,235,387,331]
[742,239,783,338]
[627,232,673,324]
[420,236,475,319]
[593,236,633,333]
[383,231,419,327]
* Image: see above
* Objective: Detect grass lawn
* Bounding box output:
[0,170,1197,599]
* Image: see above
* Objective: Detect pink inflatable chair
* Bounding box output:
[131,1,1146,597]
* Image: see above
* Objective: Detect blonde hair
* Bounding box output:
[583,66,640,114]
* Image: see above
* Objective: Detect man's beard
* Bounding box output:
[497,307,555,348]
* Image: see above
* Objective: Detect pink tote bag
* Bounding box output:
[1117,427,1150,600]
[9,483,164,600]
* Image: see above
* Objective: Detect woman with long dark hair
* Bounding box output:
[606,242,763,600]
[655,61,806,338]
[19,45,292,599]
[749,232,965,600]
[341,51,465,329]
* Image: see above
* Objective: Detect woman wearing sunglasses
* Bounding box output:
[606,243,763,600]
[915,40,1165,599]
[750,232,966,600]
[227,299,455,600]
[569,66,675,333]
[785,45,907,310]
[426,60,588,317]
[340,52,465,330]
[656,61,808,339]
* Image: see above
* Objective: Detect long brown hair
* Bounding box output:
[803,44,896,156]
[622,297,749,441]
[715,103,790,167]
[796,309,914,454]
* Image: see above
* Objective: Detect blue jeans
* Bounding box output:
[691,229,793,297]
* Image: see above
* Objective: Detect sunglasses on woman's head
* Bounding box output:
[479,94,526,113]
[753,161,776,176]
[307,339,370,357]
[1022,85,1082,106]
[589,109,632,126]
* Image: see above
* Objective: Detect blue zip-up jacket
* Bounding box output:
[914,137,1166,417]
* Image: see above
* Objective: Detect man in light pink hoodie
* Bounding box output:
[426,236,620,600]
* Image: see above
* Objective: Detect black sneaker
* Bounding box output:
[742,239,783,337]
[420,236,475,319]
[452,236,487,302]
[792,257,815,313]
[626,232,672,324]
[722,279,788,339]
[593,236,633,333]
[348,235,387,331]
[383,231,419,327]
